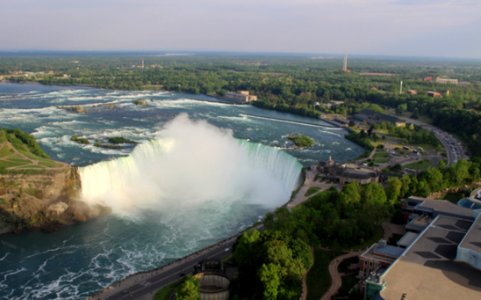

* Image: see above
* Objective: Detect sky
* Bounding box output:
[1,0,480,58]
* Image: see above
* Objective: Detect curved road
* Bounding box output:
[397,116,467,165]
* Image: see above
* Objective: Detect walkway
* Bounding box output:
[320,251,361,300]
[287,167,336,210]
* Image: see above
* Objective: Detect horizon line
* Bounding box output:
[0,49,481,61]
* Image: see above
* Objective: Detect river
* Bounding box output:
[0,83,362,299]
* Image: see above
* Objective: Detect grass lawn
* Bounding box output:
[0,129,63,174]
[153,281,181,300]
[306,248,341,300]
[333,273,362,300]
[403,160,434,171]
[305,187,320,197]
[371,150,390,164]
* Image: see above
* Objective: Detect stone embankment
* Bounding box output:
[89,231,248,300]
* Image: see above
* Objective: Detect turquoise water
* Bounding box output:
[0,83,363,299]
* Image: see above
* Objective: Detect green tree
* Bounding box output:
[259,263,281,300]
[423,167,444,192]
[339,182,362,206]
[416,179,431,197]
[176,276,199,300]
[363,182,387,206]
[400,175,412,198]
[234,229,261,266]
[386,177,403,205]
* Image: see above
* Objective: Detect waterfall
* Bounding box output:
[79,115,302,217]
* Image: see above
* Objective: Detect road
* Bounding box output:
[397,116,468,165]
[89,235,239,300]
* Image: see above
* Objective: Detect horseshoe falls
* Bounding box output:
[0,83,363,299]
[79,115,302,217]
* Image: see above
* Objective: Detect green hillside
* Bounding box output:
[0,129,64,174]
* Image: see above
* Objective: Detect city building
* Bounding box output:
[457,213,481,271]
[359,240,404,279]
[342,55,349,72]
[406,89,417,95]
[427,91,442,97]
[402,196,475,222]
[223,90,257,104]
[198,273,230,300]
[362,195,481,300]
[359,72,395,77]
[318,156,379,184]
[436,77,459,85]
[353,109,406,127]
[376,215,481,300]
[195,260,230,300]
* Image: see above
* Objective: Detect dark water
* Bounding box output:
[0,83,363,299]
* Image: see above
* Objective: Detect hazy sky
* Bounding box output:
[1,0,480,58]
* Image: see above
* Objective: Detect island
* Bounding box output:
[287,134,315,148]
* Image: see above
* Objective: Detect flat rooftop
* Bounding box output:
[415,199,475,220]
[380,215,481,300]
[459,214,481,254]
[407,214,432,228]
[397,231,419,248]
[361,242,404,263]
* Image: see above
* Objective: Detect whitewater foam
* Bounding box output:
[79,115,302,217]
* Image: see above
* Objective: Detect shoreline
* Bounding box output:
[88,232,245,300]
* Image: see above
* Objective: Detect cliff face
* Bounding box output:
[0,166,104,234]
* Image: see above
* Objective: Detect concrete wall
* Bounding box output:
[199,274,230,300]
[457,247,481,271]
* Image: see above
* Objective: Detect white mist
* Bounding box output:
[79,114,301,217]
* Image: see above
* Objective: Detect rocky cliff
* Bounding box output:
[0,166,105,234]
[0,128,106,234]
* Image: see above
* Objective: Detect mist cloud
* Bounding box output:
[79,114,301,217]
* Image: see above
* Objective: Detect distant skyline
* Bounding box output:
[1,0,480,58]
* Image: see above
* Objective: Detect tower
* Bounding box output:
[399,81,403,95]
[342,55,348,72]
[141,58,144,71]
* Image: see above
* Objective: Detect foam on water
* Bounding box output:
[0,83,365,299]
[79,114,302,217]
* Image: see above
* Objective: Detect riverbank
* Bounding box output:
[89,229,254,300]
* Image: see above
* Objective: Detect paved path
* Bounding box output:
[287,167,336,210]
[320,251,361,300]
